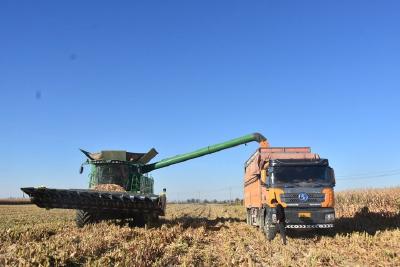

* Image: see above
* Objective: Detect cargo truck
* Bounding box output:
[244,143,336,240]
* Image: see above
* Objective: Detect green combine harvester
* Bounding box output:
[22,133,266,227]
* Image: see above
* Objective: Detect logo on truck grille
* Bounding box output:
[298,192,309,202]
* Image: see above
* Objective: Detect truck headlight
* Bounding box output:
[325,213,335,222]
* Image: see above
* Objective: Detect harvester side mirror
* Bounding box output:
[79,166,84,174]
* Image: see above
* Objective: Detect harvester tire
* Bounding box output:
[149,213,159,224]
[134,213,146,227]
[75,210,95,228]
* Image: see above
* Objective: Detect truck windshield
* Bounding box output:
[270,165,334,186]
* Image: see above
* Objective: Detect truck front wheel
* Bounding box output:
[264,219,276,241]
[259,208,265,230]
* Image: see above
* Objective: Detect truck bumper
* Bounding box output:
[286,224,334,229]
[284,207,335,227]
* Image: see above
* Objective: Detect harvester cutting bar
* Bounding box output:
[21,187,163,214]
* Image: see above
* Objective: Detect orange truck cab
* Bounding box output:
[244,146,335,239]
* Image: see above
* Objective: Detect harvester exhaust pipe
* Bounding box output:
[142,132,267,173]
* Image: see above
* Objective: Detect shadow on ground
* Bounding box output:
[335,207,400,235]
[287,207,400,239]
[156,206,400,239]
[161,216,244,231]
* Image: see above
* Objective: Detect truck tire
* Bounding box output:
[246,209,251,225]
[75,210,95,228]
[264,220,276,241]
[259,209,265,230]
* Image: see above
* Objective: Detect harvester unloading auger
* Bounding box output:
[22,133,266,227]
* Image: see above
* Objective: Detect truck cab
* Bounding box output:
[266,159,335,228]
[244,147,336,239]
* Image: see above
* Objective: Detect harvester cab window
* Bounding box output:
[93,165,130,187]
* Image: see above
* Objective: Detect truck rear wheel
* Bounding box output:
[75,210,95,228]
[246,209,251,225]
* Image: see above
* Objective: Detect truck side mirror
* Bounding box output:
[261,170,267,184]
[79,166,84,174]
[328,168,335,185]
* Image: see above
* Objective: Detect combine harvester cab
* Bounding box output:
[22,133,266,227]
[244,146,336,239]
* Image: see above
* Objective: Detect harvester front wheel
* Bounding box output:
[75,210,95,228]
[133,213,146,227]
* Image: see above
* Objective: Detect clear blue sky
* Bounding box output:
[0,1,399,199]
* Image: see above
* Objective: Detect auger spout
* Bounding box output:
[142,133,267,173]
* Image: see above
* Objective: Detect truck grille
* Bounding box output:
[281,192,325,204]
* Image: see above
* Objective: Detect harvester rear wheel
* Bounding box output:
[75,210,95,228]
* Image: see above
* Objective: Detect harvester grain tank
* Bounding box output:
[22,133,266,227]
[244,144,336,239]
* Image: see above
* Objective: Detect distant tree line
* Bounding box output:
[168,198,243,205]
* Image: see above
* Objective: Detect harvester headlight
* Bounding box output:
[325,213,335,222]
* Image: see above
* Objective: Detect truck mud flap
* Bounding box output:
[21,187,163,214]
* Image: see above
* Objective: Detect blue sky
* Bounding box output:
[0,1,399,199]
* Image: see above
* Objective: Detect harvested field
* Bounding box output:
[0,188,399,266]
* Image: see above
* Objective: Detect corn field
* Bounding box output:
[0,187,399,266]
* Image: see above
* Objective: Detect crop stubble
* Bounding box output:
[0,188,399,266]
